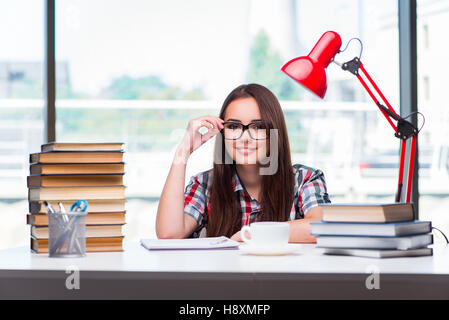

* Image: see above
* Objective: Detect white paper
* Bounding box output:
[140,236,240,250]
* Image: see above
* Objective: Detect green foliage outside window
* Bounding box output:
[99,75,205,100]
[247,30,302,101]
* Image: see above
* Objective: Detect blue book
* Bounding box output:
[311,220,432,237]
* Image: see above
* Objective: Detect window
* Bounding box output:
[423,75,430,101]
[54,0,401,242]
[423,23,429,49]
[0,0,44,249]
[3,1,427,249]
[417,0,449,238]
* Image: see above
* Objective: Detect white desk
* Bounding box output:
[1,242,449,299]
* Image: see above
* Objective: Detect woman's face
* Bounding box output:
[223,97,268,165]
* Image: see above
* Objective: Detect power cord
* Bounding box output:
[338,37,364,60]
[432,227,449,244]
[401,111,426,133]
[331,37,364,68]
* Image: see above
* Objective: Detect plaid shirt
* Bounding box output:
[183,164,331,238]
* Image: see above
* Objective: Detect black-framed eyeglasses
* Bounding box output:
[221,121,268,140]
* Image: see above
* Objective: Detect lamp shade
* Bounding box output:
[281,31,342,99]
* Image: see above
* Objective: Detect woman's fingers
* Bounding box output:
[183,115,224,155]
[202,116,224,130]
[191,120,215,135]
[193,116,224,131]
[191,117,223,135]
[201,126,220,142]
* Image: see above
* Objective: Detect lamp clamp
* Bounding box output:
[376,101,418,140]
[395,119,418,141]
[341,57,361,76]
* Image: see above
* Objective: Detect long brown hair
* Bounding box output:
[206,84,294,237]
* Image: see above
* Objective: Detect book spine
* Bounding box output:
[29,201,43,213]
[26,176,37,188]
[30,153,37,163]
[29,164,41,175]
[26,214,35,225]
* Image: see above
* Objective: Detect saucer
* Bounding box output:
[239,244,299,256]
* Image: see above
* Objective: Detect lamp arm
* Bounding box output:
[355,66,398,131]
[339,58,419,203]
[339,57,419,139]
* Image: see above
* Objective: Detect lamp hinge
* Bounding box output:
[341,57,361,75]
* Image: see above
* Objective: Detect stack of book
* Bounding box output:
[311,203,433,258]
[27,142,126,253]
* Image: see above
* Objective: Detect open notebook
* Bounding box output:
[140,236,240,250]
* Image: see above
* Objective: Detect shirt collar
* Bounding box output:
[232,170,244,192]
[232,169,259,202]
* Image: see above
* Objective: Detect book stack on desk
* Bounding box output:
[27,142,126,253]
[311,203,433,258]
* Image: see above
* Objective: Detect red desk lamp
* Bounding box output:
[282,31,420,203]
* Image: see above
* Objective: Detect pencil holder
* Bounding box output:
[48,211,87,258]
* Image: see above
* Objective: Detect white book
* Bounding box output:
[140,236,240,250]
[323,247,433,258]
[316,233,433,250]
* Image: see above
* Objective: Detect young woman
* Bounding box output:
[156,83,331,242]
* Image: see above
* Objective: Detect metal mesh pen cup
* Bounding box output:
[48,211,87,258]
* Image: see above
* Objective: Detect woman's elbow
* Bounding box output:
[155,223,186,239]
[156,229,184,239]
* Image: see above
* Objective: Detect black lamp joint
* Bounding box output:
[395,119,418,141]
[341,57,360,75]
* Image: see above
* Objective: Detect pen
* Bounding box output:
[210,238,228,245]
[70,200,88,213]
[67,200,88,253]
[51,213,80,254]
[50,200,88,255]
[43,201,56,214]
[58,202,70,225]
[58,202,66,214]
[45,201,66,254]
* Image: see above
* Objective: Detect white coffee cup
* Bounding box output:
[240,221,290,247]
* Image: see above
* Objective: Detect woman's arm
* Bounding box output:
[286,206,323,243]
[155,149,197,239]
[156,116,224,239]
[287,167,330,243]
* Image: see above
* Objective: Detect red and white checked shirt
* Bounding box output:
[183,163,331,238]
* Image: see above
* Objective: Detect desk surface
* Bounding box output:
[1,242,449,274]
[1,242,449,299]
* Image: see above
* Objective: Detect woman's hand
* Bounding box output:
[175,115,224,162]
[230,230,242,242]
